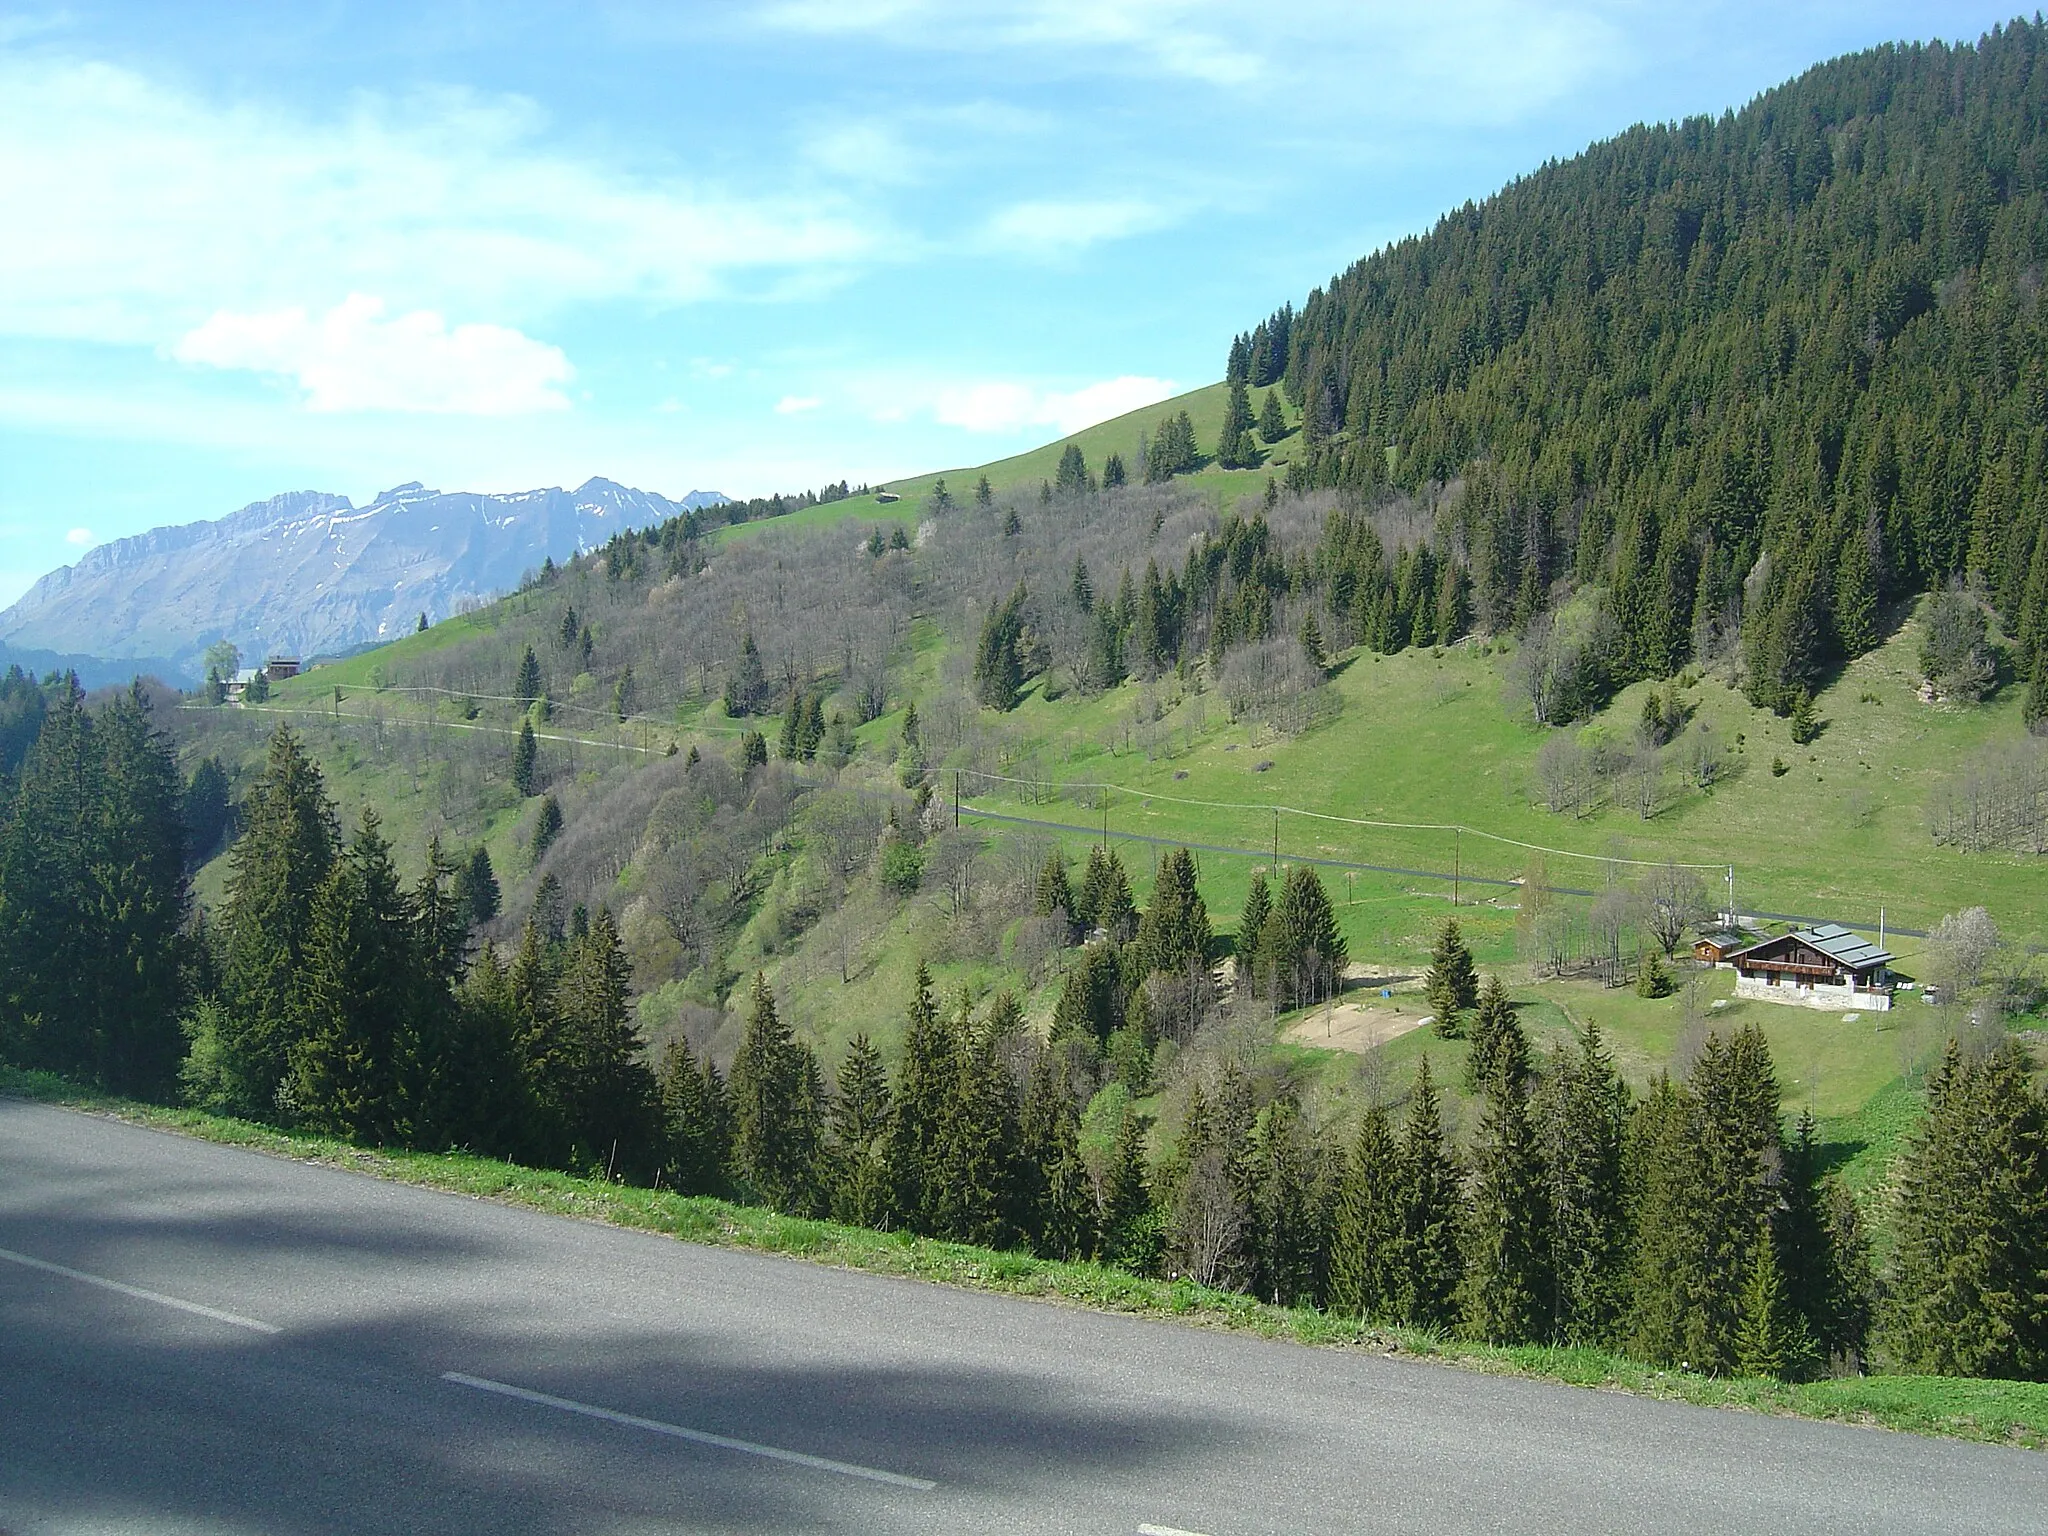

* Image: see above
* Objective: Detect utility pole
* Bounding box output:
[1452,826,1461,908]
[1271,808,1280,877]
[952,771,960,829]
[1101,787,1110,850]
[1726,865,1736,927]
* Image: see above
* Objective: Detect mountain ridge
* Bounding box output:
[1,476,727,680]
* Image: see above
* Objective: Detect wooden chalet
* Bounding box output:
[1692,926,1756,966]
[1727,924,1896,1011]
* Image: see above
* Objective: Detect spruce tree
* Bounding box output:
[887,962,958,1232]
[1424,919,1479,1037]
[512,719,539,796]
[182,754,233,865]
[515,645,543,705]
[1398,1058,1464,1330]
[290,809,422,1144]
[552,909,662,1180]
[459,845,500,924]
[828,1033,893,1226]
[1234,870,1272,999]
[208,725,340,1116]
[1101,1107,1157,1272]
[1328,1099,1403,1320]
[1537,1022,1631,1346]
[728,973,824,1214]
[1258,389,1286,443]
[1077,846,1136,939]
[933,1012,1021,1247]
[1134,846,1209,982]
[1033,852,1075,929]
[530,793,563,858]
[659,1034,729,1196]
[1103,453,1128,490]
[1733,1224,1811,1379]
[1464,973,1527,1094]
[1457,1052,1552,1344]
[1252,1096,1326,1307]
[1887,1040,2048,1380]
[1020,1048,1095,1259]
[974,474,994,507]
[1262,865,1345,1007]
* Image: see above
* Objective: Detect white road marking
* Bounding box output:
[442,1371,938,1490]
[0,1244,281,1334]
[1138,1526,1215,1536]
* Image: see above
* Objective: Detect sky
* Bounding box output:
[0,0,2023,605]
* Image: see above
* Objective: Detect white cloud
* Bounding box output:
[930,374,1175,435]
[175,295,574,415]
[65,527,93,546]
[980,197,1173,257]
[0,54,882,352]
[760,0,1261,86]
[774,395,823,414]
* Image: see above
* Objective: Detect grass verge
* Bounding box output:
[5,1065,2042,1453]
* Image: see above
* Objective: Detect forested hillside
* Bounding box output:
[5,20,2048,1402]
[1248,19,2048,720]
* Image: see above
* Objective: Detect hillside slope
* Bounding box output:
[1252,19,2048,718]
[1,478,726,679]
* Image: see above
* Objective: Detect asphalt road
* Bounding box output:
[2,1100,2042,1535]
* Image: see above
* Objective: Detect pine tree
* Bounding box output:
[512,719,539,796]
[973,584,1029,710]
[1636,949,1674,998]
[1234,871,1272,999]
[1537,1022,1631,1346]
[1457,1053,1552,1344]
[459,845,500,924]
[1425,919,1479,1037]
[974,474,994,507]
[551,909,662,1180]
[1328,1099,1403,1320]
[1103,453,1128,490]
[1020,1048,1095,1259]
[933,1013,1020,1247]
[1218,379,1254,468]
[530,793,563,858]
[1134,846,1209,982]
[1733,1224,1811,1379]
[1464,974,1528,1093]
[739,729,768,770]
[205,725,340,1116]
[290,809,422,1144]
[182,754,232,865]
[1262,866,1345,1007]
[1055,442,1093,496]
[1033,852,1075,929]
[1101,1107,1157,1272]
[1077,846,1135,940]
[728,973,825,1214]
[828,1033,893,1226]
[515,645,543,705]
[1071,556,1094,613]
[725,633,768,716]
[1252,1096,1326,1306]
[1258,389,1286,443]
[1049,941,1124,1048]
[1397,1058,1463,1330]
[1886,1040,2048,1380]
[659,1035,729,1196]
[887,963,958,1233]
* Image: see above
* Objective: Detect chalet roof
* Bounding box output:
[1729,923,1893,972]
[1696,926,1753,948]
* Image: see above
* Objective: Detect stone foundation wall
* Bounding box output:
[1734,975,1892,1012]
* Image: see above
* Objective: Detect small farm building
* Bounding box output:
[1693,926,1756,966]
[1727,924,1896,1011]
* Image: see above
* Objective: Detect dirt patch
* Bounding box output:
[1286,999,1432,1055]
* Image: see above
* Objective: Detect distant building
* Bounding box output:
[264,656,301,681]
[1727,924,1895,1011]
[1692,925,1758,966]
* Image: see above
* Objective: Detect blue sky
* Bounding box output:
[0,1,2019,605]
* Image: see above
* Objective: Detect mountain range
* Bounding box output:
[0,478,725,681]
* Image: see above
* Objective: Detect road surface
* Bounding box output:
[2,1099,2041,1534]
